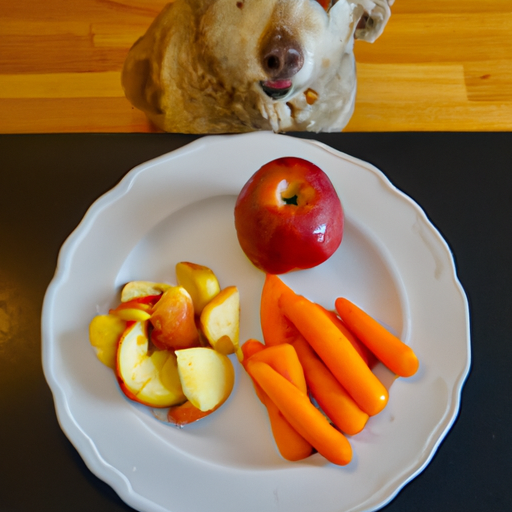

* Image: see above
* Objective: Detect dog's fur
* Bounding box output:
[122,0,392,133]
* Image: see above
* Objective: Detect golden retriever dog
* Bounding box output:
[122,0,393,133]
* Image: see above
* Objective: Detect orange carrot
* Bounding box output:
[241,339,307,393]
[241,339,313,461]
[246,343,307,394]
[321,307,375,367]
[260,274,300,346]
[335,297,419,378]
[241,339,266,360]
[290,334,369,435]
[280,292,388,416]
[254,386,313,461]
[247,360,352,466]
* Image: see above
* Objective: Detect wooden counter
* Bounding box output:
[1,0,511,133]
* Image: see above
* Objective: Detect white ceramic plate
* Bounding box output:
[42,132,470,512]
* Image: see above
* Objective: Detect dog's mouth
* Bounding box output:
[260,79,293,100]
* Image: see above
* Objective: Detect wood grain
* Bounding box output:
[0,0,510,133]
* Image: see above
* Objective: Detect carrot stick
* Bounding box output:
[260,274,300,346]
[335,298,419,378]
[247,360,352,466]
[244,343,307,394]
[241,340,313,461]
[290,335,369,435]
[241,339,266,360]
[280,292,388,416]
[255,387,313,461]
[321,307,375,367]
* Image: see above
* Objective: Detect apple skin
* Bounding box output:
[150,286,200,350]
[234,157,344,274]
[167,400,217,426]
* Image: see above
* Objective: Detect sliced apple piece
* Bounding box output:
[111,308,152,322]
[175,262,221,315]
[117,321,186,408]
[199,286,240,355]
[110,296,158,321]
[167,400,215,426]
[89,314,126,369]
[175,347,235,412]
[150,286,200,350]
[120,281,171,302]
[159,353,184,396]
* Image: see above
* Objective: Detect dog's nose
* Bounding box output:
[261,32,304,79]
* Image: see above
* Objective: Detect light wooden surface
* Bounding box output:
[1,0,511,133]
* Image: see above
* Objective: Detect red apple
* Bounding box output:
[234,157,344,274]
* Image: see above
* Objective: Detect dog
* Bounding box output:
[122,0,392,133]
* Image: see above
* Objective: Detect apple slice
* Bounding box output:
[89,314,126,369]
[120,281,171,302]
[111,308,152,322]
[199,286,240,355]
[117,321,186,408]
[150,286,200,350]
[110,295,160,321]
[175,347,235,412]
[167,400,216,426]
[176,262,221,315]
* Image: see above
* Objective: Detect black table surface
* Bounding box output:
[1,132,511,512]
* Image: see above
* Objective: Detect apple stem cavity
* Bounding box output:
[282,194,299,205]
[278,179,302,207]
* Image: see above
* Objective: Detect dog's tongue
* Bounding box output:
[262,79,292,90]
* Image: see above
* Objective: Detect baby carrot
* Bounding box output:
[241,340,313,461]
[335,298,419,378]
[291,334,369,435]
[260,274,300,346]
[244,342,307,394]
[255,386,313,461]
[241,338,266,360]
[247,360,353,466]
[280,292,388,416]
[321,307,375,367]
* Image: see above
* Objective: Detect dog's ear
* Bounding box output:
[121,37,163,116]
[352,0,392,43]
